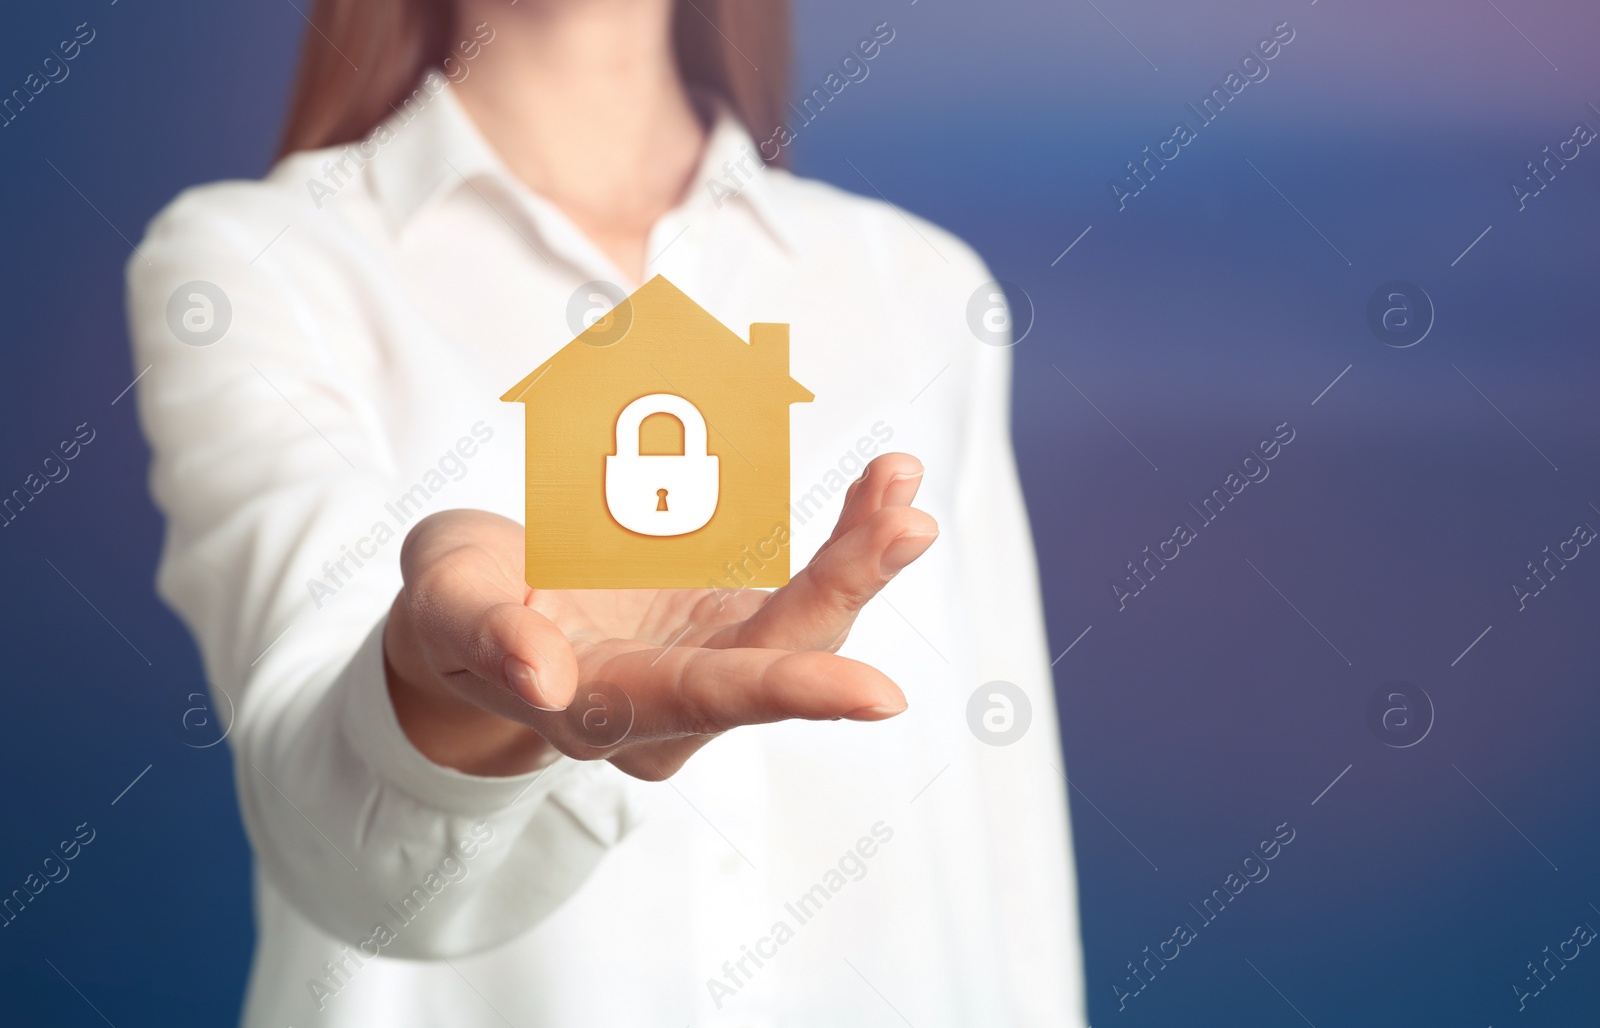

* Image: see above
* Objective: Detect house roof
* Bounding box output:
[501,275,814,405]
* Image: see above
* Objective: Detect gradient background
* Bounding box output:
[2,0,1598,1024]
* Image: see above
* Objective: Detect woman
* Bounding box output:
[127,0,1085,1024]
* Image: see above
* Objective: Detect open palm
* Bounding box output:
[383,453,937,780]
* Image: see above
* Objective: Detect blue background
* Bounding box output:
[2,0,1598,1024]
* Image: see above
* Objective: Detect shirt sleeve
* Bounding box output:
[948,270,1090,1026]
[125,183,635,959]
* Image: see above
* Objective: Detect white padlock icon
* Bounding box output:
[604,393,720,537]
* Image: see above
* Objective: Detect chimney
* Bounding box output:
[748,322,789,370]
[748,321,812,401]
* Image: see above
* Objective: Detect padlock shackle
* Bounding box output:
[612,393,711,459]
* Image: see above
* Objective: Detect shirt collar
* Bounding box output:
[682,92,798,251]
[366,74,796,252]
[365,73,499,234]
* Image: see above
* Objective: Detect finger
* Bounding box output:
[713,504,937,652]
[818,452,925,555]
[400,508,528,586]
[607,736,718,782]
[406,542,579,712]
[564,646,906,745]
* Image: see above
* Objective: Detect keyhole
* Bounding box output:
[656,488,669,512]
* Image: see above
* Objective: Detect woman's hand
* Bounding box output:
[382,452,937,781]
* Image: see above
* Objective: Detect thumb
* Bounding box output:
[478,599,580,712]
[407,547,579,713]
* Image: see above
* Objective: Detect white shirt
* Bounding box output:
[126,74,1085,1028]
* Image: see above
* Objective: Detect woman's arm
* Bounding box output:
[125,184,627,957]
[948,289,1086,1025]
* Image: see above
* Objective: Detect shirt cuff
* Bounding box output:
[338,615,584,818]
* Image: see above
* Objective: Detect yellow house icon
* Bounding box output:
[501,276,814,590]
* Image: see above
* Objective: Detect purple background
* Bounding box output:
[1,0,1598,1023]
